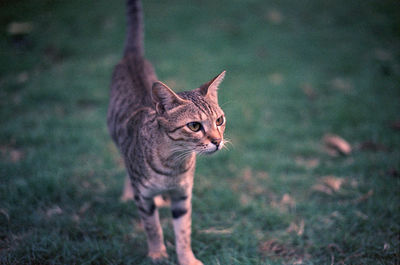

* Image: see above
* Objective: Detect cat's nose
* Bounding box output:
[211,138,222,147]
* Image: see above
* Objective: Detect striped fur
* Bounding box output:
[107,1,226,264]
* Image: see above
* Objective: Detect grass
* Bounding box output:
[1,0,399,264]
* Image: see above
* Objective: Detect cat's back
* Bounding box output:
[111,53,156,106]
[107,53,157,145]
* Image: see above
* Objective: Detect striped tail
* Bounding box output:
[124,0,144,56]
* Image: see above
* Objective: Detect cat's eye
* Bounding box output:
[187,122,202,132]
[216,115,225,126]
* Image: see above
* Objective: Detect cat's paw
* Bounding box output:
[148,250,169,264]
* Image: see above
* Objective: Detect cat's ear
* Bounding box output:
[198,70,226,102]
[152,81,188,114]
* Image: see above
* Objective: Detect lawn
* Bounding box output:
[0,0,399,264]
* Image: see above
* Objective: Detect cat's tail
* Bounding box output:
[124,0,144,56]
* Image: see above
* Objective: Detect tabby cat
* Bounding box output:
[107,0,226,264]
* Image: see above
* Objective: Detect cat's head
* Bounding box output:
[152,71,226,155]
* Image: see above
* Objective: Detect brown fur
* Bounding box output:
[107,1,226,264]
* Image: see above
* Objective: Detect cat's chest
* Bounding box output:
[139,169,194,198]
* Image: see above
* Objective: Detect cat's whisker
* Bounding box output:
[222,138,233,150]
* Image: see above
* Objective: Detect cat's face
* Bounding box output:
[152,71,226,155]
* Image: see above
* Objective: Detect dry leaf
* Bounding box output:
[301,83,317,100]
[281,194,296,208]
[78,202,92,214]
[354,210,368,220]
[353,190,373,204]
[46,205,63,218]
[271,193,296,212]
[268,73,284,85]
[200,227,233,235]
[7,22,34,35]
[259,239,306,261]
[312,183,333,195]
[286,220,305,236]
[242,167,252,181]
[0,146,25,163]
[383,242,390,251]
[322,176,344,192]
[295,157,319,169]
[10,150,24,163]
[323,134,352,156]
[330,77,354,92]
[312,176,344,195]
[266,9,284,24]
[17,72,29,83]
[239,194,251,206]
[0,208,10,221]
[256,171,269,179]
[375,49,393,61]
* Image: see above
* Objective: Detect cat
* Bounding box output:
[107,0,227,264]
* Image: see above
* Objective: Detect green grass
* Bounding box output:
[1,0,399,264]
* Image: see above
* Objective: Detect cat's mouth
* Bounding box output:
[196,141,224,155]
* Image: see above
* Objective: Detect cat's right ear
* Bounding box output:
[198,70,226,103]
[152,81,188,114]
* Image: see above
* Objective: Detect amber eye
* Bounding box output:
[187,122,202,132]
[216,115,225,126]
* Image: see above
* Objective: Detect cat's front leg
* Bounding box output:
[134,194,168,262]
[171,193,203,265]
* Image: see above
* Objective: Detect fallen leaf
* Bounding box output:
[353,190,373,204]
[271,193,296,212]
[17,72,29,83]
[375,49,393,61]
[268,73,284,85]
[239,194,251,206]
[323,134,352,156]
[281,193,296,208]
[286,219,305,236]
[10,150,24,163]
[383,242,390,251]
[0,208,10,221]
[259,239,307,261]
[301,83,317,100]
[322,176,344,192]
[242,167,252,181]
[46,205,63,218]
[330,77,354,92]
[312,183,333,195]
[265,9,284,24]
[78,202,92,214]
[256,171,269,179]
[354,210,368,220]
[0,146,25,163]
[295,157,319,169]
[200,227,233,235]
[312,176,344,195]
[7,22,34,35]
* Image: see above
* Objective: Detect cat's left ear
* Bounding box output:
[198,70,226,102]
[152,81,189,114]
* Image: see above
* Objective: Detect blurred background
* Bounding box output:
[0,0,399,264]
